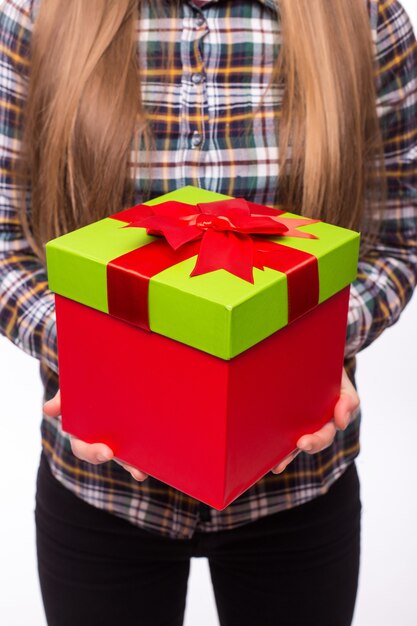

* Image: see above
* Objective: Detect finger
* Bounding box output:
[334,394,355,430]
[114,458,148,482]
[297,421,337,454]
[271,449,300,474]
[70,436,114,464]
[43,389,61,418]
[119,463,148,482]
[334,369,360,430]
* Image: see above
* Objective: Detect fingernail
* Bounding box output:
[96,452,112,463]
[131,470,145,481]
[342,414,351,430]
[273,463,286,474]
[299,442,313,452]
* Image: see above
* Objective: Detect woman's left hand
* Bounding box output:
[271,368,360,474]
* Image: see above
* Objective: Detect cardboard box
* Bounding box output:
[46,186,360,509]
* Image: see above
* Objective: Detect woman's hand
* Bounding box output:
[43,390,148,482]
[271,368,360,474]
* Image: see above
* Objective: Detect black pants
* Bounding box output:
[35,452,361,626]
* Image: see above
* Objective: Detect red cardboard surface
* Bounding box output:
[56,286,350,509]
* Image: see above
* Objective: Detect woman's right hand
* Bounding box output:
[43,390,148,482]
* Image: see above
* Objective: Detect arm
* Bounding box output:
[0,1,141,478]
[274,0,417,473]
[345,0,417,358]
[0,0,58,375]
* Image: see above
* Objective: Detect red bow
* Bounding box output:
[123,198,318,283]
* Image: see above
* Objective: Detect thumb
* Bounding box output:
[334,369,360,430]
[43,389,61,418]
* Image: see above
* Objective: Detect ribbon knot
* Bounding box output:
[195,214,235,231]
[123,198,319,284]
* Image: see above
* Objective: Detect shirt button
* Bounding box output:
[195,15,205,28]
[191,131,202,148]
[191,72,204,85]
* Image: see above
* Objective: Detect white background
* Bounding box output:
[1,2,416,624]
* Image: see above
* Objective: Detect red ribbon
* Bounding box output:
[107,198,320,331]
[121,198,318,283]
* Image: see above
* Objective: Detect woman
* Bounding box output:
[1,1,416,625]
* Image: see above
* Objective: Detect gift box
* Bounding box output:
[46,186,360,509]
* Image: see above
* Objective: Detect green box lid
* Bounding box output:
[46,186,360,359]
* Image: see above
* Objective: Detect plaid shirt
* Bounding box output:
[1,0,416,539]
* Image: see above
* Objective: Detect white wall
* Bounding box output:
[1,2,416,624]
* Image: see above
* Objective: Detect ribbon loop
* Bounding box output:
[123,198,319,283]
[108,197,321,331]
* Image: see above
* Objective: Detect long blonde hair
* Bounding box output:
[20,0,384,259]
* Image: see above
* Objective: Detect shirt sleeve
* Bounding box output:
[0,0,59,375]
[345,0,417,358]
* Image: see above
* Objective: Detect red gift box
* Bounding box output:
[46,186,359,509]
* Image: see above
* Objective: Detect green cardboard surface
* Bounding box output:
[46,186,360,360]
[149,260,289,358]
[265,217,360,303]
[46,218,156,313]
